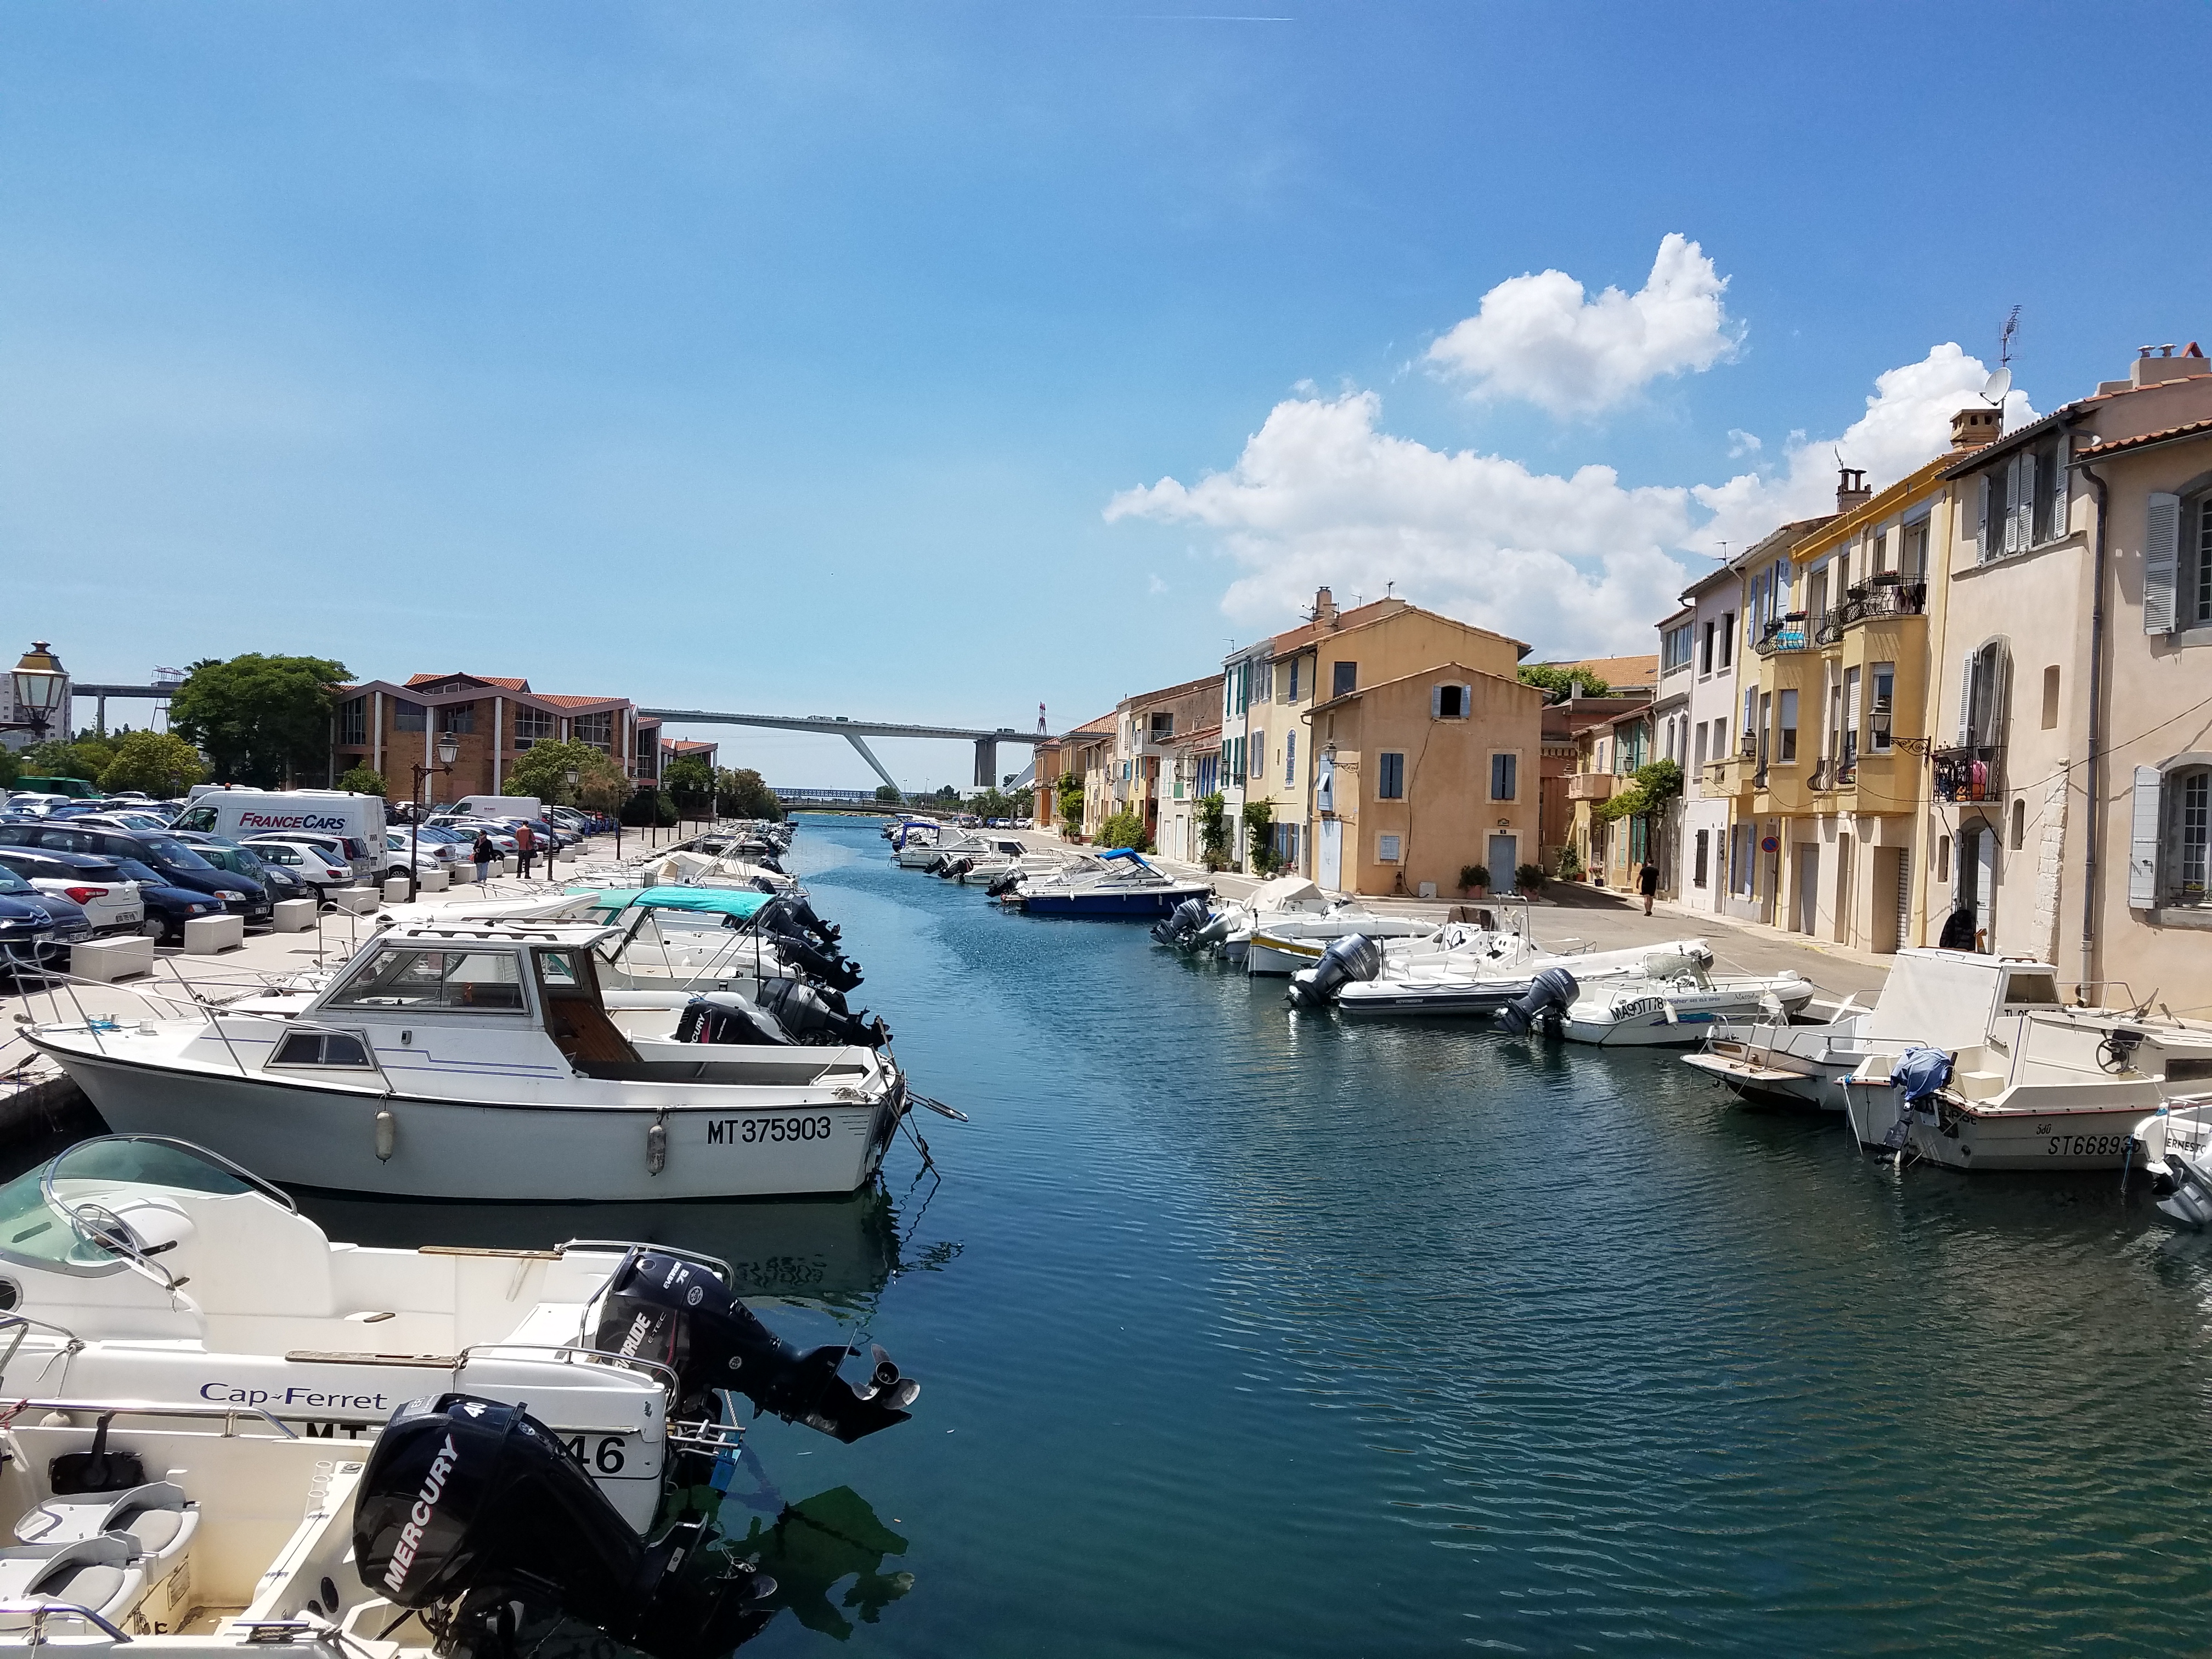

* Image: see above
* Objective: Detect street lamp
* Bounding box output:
[3,642,67,739]
[407,732,460,901]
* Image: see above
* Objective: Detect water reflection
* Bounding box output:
[719,1446,914,1643]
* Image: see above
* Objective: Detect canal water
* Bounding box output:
[201,816,2212,1651]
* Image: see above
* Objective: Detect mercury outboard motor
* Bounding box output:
[675,992,795,1047]
[757,977,890,1048]
[590,1248,919,1438]
[1496,966,1579,1038]
[1284,933,1382,1008]
[985,869,1024,898]
[356,1393,773,1659]
[1151,897,1210,948]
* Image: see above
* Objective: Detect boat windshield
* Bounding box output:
[324,943,530,1011]
[0,1138,260,1269]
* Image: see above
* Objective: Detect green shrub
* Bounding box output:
[1459,864,1487,891]
[1515,863,1548,893]
[1098,811,1150,851]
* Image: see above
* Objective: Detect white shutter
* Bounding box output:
[1977,473,1991,560]
[2049,445,2067,541]
[2130,765,2163,907]
[1991,649,2011,749]
[2002,458,2023,554]
[2017,451,2037,549]
[1956,654,1977,747]
[1430,686,1442,719]
[2145,491,2182,633]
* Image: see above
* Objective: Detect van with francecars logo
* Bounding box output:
[173,789,386,879]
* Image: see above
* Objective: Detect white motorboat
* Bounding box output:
[1244,896,1441,975]
[0,1138,917,1655]
[1002,850,1211,919]
[25,921,910,1202]
[1559,967,1816,1047]
[2131,1084,2212,1224]
[1323,932,1720,1015]
[1842,990,2212,1170]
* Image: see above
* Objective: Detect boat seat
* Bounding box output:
[0,1535,146,1626]
[16,1483,198,1563]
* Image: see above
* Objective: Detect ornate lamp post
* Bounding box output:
[408,732,460,900]
[3,642,68,740]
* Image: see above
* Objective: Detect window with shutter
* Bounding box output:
[2145,492,2182,633]
[2047,442,2067,542]
[2015,451,2036,550]
[2196,499,2212,627]
[1977,473,1993,561]
[1284,730,1295,786]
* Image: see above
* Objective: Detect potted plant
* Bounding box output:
[1557,844,1584,882]
[1458,863,1488,898]
[1515,862,1548,896]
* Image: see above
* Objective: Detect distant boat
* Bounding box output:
[1008,849,1210,919]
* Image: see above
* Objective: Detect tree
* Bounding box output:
[0,748,16,790]
[1098,810,1149,851]
[336,766,387,797]
[1054,772,1084,836]
[873,784,904,805]
[1594,758,1683,824]
[1517,663,1610,701]
[714,767,783,821]
[1242,799,1279,875]
[18,736,107,782]
[1197,792,1231,870]
[968,786,1011,820]
[934,784,959,803]
[1009,786,1034,819]
[169,654,350,787]
[663,754,715,805]
[99,730,207,797]
[504,738,627,809]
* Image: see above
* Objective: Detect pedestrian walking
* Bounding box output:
[515,821,535,879]
[1639,860,1660,916]
[472,830,496,885]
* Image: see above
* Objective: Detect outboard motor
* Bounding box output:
[355,1393,774,1659]
[1151,897,1210,948]
[985,870,1024,898]
[590,1248,919,1438]
[768,929,864,993]
[756,894,840,949]
[758,977,891,1048]
[941,857,974,881]
[755,855,785,876]
[1285,933,1382,1008]
[676,992,794,1047]
[1496,966,1579,1038]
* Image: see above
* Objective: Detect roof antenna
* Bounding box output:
[1998,304,2020,369]
[1385,580,1395,597]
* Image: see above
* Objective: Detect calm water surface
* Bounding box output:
[317,816,2212,1654]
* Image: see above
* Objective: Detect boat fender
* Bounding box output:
[1496,966,1579,1039]
[647,1110,668,1177]
[375,1107,397,1163]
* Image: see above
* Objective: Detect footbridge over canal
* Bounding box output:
[638,708,1065,793]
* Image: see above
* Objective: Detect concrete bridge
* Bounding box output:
[640,708,1060,793]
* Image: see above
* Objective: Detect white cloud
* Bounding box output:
[1105,391,1694,658]
[1426,234,1739,415]
[1690,342,2034,555]
[1105,343,2035,660]
[1726,427,1761,458]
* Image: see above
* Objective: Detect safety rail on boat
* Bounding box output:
[0,1396,298,1439]
[0,1596,134,1643]
[558,1239,737,1282]
[0,1312,88,1390]
[453,1341,685,1409]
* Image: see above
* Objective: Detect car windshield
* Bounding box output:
[0,870,32,895]
[229,848,269,874]
[113,859,167,885]
[142,837,214,870]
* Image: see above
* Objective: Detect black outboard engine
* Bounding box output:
[1284,933,1382,1008]
[1496,966,1579,1038]
[758,977,891,1048]
[590,1248,919,1438]
[768,929,864,993]
[941,857,973,881]
[355,1393,772,1659]
[773,893,840,945]
[1151,897,1209,948]
[675,993,794,1047]
[755,855,785,875]
[985,869,1024,898]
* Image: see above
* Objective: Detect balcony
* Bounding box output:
[1752,616,1810,657]
[1566,771,1615,802]
[1932,744,2004,803]
[1812,580,1930,645]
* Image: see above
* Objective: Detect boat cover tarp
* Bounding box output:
[578,885,772,919]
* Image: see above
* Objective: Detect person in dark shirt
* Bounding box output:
[1639,861,1660,916]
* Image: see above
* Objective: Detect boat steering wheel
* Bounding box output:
[66,1201,145,1259]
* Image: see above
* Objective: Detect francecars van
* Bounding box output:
[171,789,386,879]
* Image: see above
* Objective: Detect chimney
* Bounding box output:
[1950,407,2002,450]
[1314,586,1339,629]
[2128,341,2212,390]
[1835,467,1871,514]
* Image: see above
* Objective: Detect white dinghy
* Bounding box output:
[1558,966,1816,1047]
[25,922,909,1202]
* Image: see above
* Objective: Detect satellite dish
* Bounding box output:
[1981,367,2012,405]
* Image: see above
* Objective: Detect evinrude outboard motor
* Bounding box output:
[1496,966,1578,1038]
[356,1393,773,1659]
[1151,897,1210,948]
[769,928,865,993]
[764,893,840,946]
[1284,933,1382,1008]
[757,977,891,1048]
[985,870,1024,898]
[590,1248,919,1439]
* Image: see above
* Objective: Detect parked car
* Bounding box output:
[239,837,356,899]
[0,848,143,936]
[380,831,455,879]
[0,891,62,978]
[66,810,177,836]
[0,823,272,924]
[430,816,521,853]
[3,793,76,819]
[171,832,315,909]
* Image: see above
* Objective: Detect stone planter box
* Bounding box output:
[332,887,383,915]
[182,913,245,955]
[71,935,155,981]
[417,867,449,892]
[501,856,519,875]
[271,898,318,933]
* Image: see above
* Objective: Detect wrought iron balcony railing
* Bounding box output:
[1932,744,2003,803]
[1812,582,1929,646]
[1752,617,1810,657]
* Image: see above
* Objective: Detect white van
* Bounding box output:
[454,794,540,821]
[172,789,388,879]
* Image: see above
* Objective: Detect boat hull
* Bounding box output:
[1680,1042,1852,1108]
[1020,888,1201,918]
[35,1040,900,1202]
[1843,1082,2159,1170]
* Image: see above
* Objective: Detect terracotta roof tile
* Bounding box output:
[405,673,532,692]
[537,693,625,709]
[2075,416,2212,460]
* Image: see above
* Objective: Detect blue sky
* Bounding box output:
[5,3,2208,790]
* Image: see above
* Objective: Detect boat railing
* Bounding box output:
[558,1239,738,1282]
[0,1598,134,1644]
[0,1395,297,1440]
[453,1341,685,1409]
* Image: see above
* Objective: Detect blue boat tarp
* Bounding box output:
[1097,848,1150,866]
[577,885,772,920]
